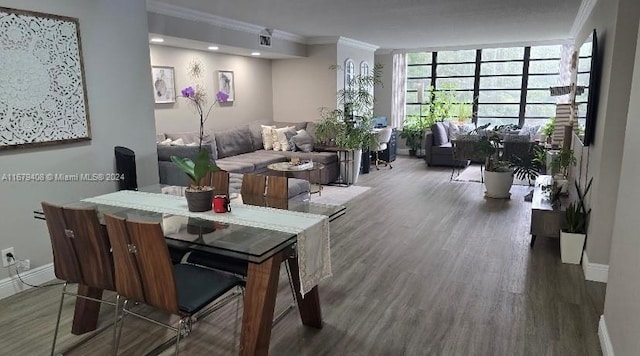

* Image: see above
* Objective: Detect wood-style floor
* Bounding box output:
[0,157,606,356]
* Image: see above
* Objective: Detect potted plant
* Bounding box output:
[170,86,229,212]
[469,124,514,198]
[551,148,577,193]
[560,179,592,264]
[315,64,381,184]
[541,117,555,144]
[509,145,546,186]
[399,115,425,156]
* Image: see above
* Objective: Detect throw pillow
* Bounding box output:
[431,122,449,146]
[284,131,298,151]
[447,121,461,139]
[158,138,172,146]
[261,125,276,150]
[272,126,295,151]
[170,138,185,146]
[292,129,314,153]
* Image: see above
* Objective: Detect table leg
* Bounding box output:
[240,251,284,356]
[71,284,104,335]
[286,257,322,328]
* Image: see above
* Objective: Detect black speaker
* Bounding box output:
[114,146,137,191]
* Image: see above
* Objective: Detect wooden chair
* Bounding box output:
[104,213,243,355]
[266,175,288,210]
[202,170,230,197]
[41,202,118,356]
[241,173,267,206]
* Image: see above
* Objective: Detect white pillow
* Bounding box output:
[273,126,295,151]
[158,138,172,146]
[447,121,460,139]
[185,142,198,146]
[170,138,185,146]
[261,125,276,150]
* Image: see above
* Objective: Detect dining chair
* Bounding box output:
[41,202,118,356]
[203,170,230,197]
[241,173,267,206]
[104,213,244,355]
[266,175,288,210]
[371,127,394,170]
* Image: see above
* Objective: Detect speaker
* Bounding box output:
[114,146,137,191]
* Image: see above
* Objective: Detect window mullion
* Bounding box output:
[518,47,531,126]
[473,49,481,125]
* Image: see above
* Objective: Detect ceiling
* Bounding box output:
[154,0,583,50]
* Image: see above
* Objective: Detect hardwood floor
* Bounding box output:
[0,157,605,355]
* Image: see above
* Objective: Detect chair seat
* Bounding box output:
[174,263,243,314]
[186,251,249,276]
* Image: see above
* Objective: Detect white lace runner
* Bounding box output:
[82,190,331,296]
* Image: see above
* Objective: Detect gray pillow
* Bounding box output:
[431,122,449,146]
[157,144,214,163]
[292,129,314,153]
[284,131,298,151]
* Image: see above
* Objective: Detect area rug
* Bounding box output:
[312,185,371,205]
[452,164,533,186]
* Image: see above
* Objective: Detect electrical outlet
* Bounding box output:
[2,247,15,267]
[16,259,30,272]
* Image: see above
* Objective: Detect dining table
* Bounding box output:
[34,184,346,356]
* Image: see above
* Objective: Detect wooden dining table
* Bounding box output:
[34,185,345,355]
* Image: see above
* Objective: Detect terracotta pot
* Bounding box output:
[185,188,214,212]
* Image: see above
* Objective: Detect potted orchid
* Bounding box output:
[170,86,228,212]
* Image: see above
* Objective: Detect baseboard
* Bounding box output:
[599,315,615,356]
[0,263,55,300]
[582,251,609,283]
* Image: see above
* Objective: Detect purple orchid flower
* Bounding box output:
[181,86,196,98]
[216,91,229,103]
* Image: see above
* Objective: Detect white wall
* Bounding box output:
[151,45,274,132]
[272,44,337,122]
[336,42,376,100]
[602,19,640,356]
[575,0,640,265]
[0,0,157,281]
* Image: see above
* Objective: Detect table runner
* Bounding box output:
[82,190,331,296]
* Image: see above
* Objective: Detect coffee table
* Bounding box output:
[267,162,324,197]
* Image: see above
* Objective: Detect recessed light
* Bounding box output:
[150,37,164,43]
[251,52,261,56]
[208,46,219,50]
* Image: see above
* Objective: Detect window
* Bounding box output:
[345,58,355,88]
[406,44,566,127]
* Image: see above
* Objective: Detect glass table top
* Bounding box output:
[34,185,345,263]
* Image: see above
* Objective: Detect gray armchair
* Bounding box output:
[424,123,469,167]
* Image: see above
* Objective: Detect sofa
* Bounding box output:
[424,122,472,167]
[156,121,340,197]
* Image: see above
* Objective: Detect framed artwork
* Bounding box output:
[151,66,176,103]
[218,70,234,102]
[0,7,91,150]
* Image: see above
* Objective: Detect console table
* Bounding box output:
[530,175,567,247]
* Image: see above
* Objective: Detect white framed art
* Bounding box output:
[0,7,91,150]
[152,66,176,104]
[218,70,234,102]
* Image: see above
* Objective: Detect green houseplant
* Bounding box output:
[170,86,228,212]
[541,117,555,143]
[315,64,382,183]
[467,124,514,198]
[561,178,592,264]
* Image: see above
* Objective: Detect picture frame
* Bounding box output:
[151,66,176,104]
[218,70,235,102]
[0,6,91,150]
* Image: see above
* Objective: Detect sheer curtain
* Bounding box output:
[391,52,407,128]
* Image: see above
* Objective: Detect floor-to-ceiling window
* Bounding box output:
[406,44,569,128]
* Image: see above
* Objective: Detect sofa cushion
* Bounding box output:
[214,159,255,174]
[272,126,295,151]
[166,131,217,159]
[215,125,254,158]
[431,122,449,146]
[431,142,453,156]
[291,129,314,152]
[222,151,286,171]
[157,144,213,162]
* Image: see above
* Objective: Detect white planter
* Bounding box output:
[560,231,586,264]
[484,170,514,199]
[338,149,362,185]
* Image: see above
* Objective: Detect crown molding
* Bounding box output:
[570,0,599,38]
[146,0,306,44]
[307,36,379,51]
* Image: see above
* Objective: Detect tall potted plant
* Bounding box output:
[560,179,592,264]
[170,86,229,212]
[470,124,514,198]
[315,64,381,184]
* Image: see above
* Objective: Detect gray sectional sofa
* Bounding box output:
[156,121,340,196]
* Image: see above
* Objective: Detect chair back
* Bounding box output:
[104,214,180,315]
[266,175,288,210]
[41,202,115,291]
[202,170,230,197]
[241,173,266,206]
[372,128,393,151]
[503,141,535,163]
